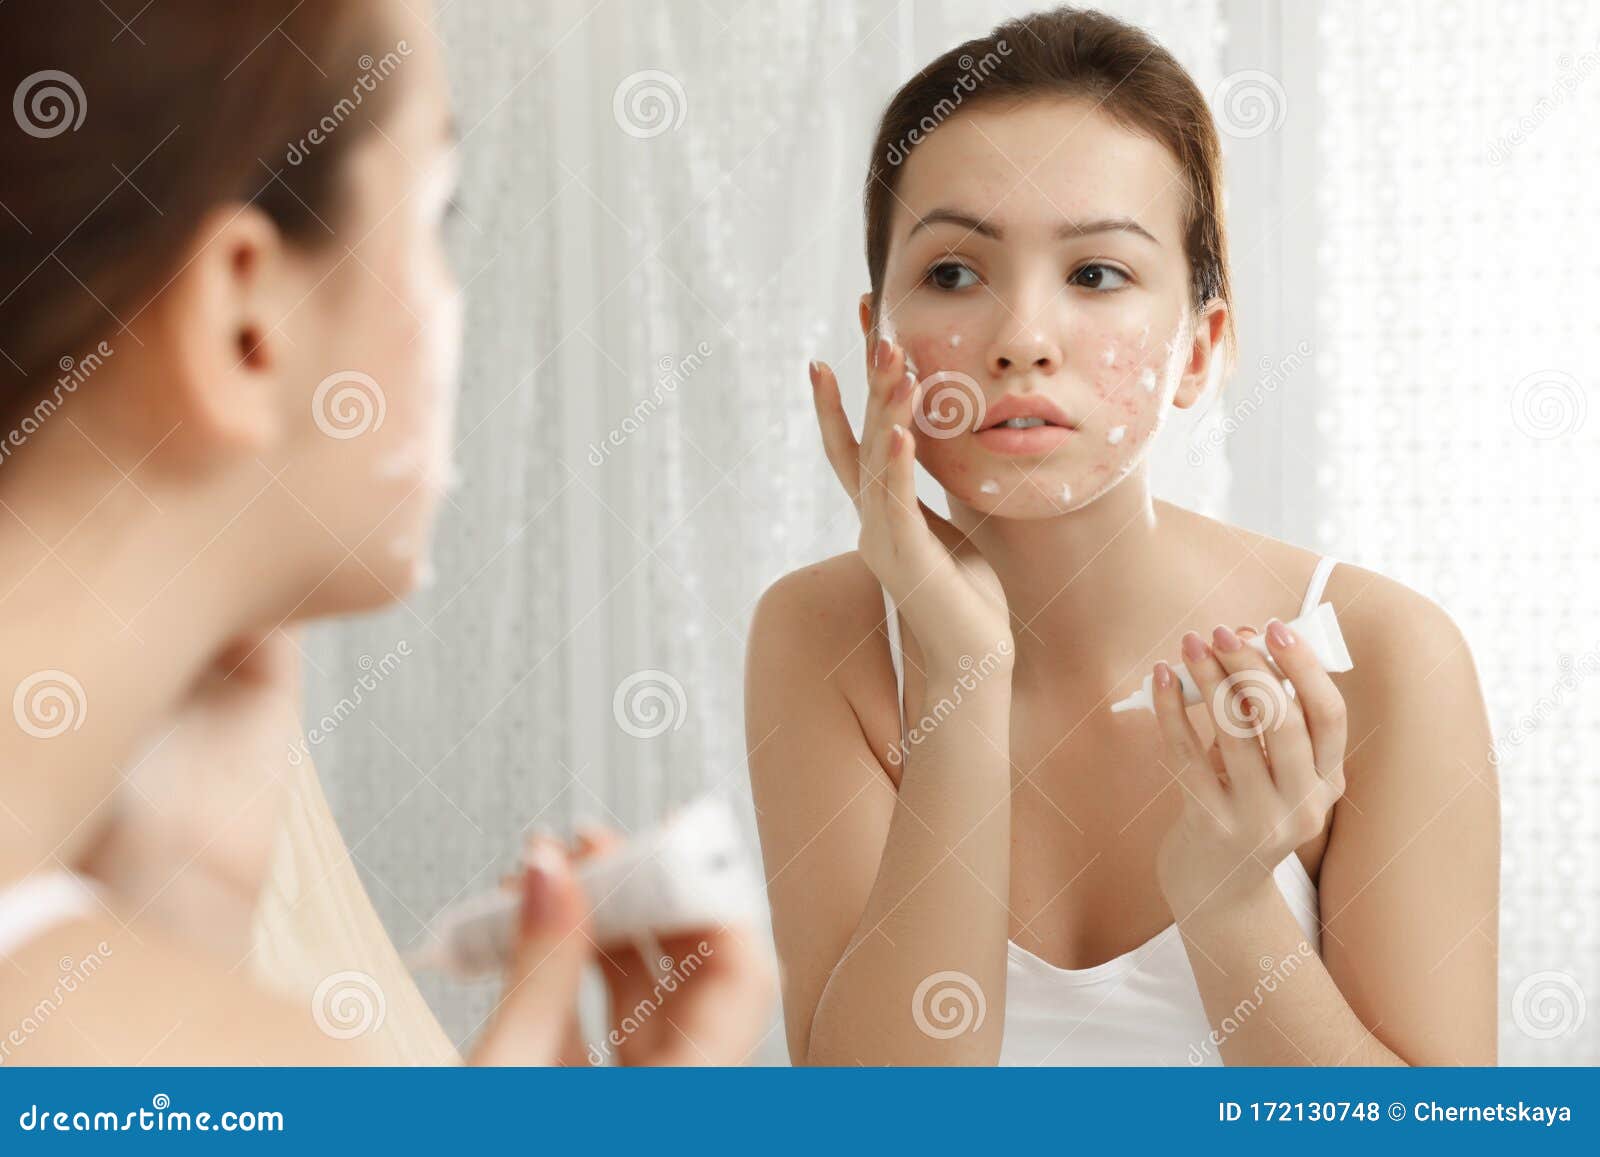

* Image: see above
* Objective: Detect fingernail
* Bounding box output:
[873,337,890,370]
[1153,661,1174,689]
[1213,624,1241,652]
[891,423,905,453]
[1181,631,1208,662]
[1267,618,1295,648]
[520,841,567,933]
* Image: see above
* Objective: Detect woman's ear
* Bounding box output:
[858,292,873,339]
[137,204,295,460]
[1171,299,1229,411]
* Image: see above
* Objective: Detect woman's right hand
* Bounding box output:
[810,337,1012,669]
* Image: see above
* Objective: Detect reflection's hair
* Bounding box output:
[0,0,400,409]
[862,5,1235,361]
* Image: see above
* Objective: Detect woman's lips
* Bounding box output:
[973,424,1076,455]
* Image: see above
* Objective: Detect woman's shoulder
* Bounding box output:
[747,551,894,683]
[1168,503,1468,657]
[745,552,902,764]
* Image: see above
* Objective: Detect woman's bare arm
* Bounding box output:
[745,563,1013,1065]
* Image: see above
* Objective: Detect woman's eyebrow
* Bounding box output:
[908,208,1160,246]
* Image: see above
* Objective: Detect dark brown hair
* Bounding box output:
[0,0,404,409]
[863,5,1234,357]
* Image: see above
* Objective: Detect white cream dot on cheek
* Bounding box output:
[1139,368,1157,393]
[1059,482,1072,503]
[1100,345,1116,367]
[1106,425,1126,445]
[949,333,962,348]
[979,479,1000,495]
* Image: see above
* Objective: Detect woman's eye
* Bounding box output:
[1072,263,1130,291]
[926,261,979,291]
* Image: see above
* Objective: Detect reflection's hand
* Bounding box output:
[573,826,775,1066]
[470,836,597,1066]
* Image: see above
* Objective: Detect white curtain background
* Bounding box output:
[299,0,1595,1064]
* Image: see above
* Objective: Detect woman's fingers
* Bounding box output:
[1262,617,1349,797]
[1182,630,1273,806]
[1151,660,1228,819]
[1208,625,1319,819]
[809,360,861,503]
[860,338,906,507]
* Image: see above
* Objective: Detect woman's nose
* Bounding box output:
[988,324,1062,377]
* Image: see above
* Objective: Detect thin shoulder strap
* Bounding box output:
[880,585,906,739]
[1300,555,1340,620]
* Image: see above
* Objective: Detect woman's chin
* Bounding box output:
[940,469,1083,519]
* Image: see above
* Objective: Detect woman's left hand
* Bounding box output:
[1151,620,1348,920]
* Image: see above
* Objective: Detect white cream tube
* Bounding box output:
[1110,601,1353,715]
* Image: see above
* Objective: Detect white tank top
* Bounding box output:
[0,870,101,963]
[879,555,1339,1065]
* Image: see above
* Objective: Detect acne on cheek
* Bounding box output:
[901,331,968,380]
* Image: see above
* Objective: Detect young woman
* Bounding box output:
[0,0,769,1064]
[746,6,1499,1066]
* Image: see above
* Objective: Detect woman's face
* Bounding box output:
[871,97,1213,518]
[271,3,462,609]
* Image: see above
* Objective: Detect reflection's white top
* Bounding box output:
[0,870,100,962]
[879,556,1337,1065]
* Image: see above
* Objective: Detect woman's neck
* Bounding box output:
[947,471,1200,691]
[0,418,291,878]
